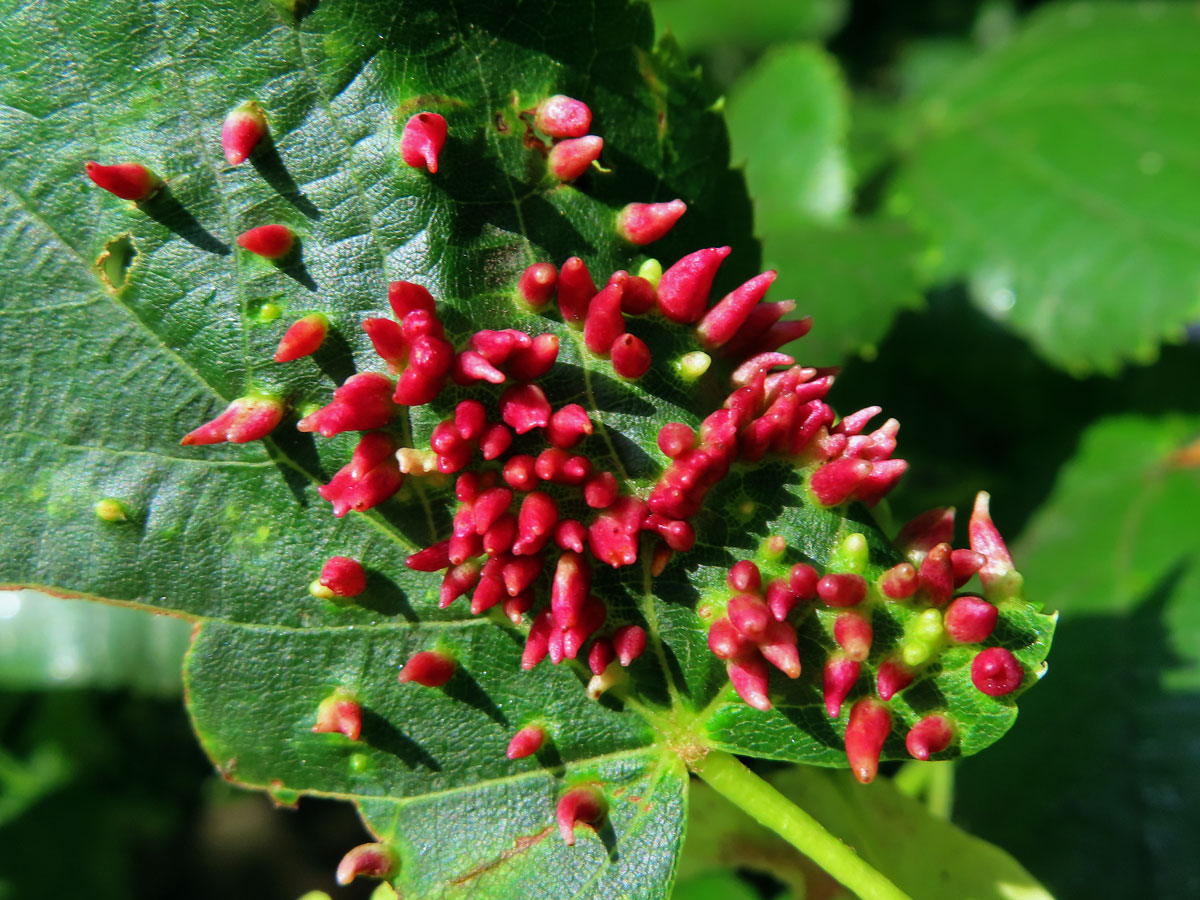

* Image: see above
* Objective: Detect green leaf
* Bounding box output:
[681,765,1054,900]
[764,219,926,367]
[726,46,925,365]
[0,0,1053,895]
[726,44,851,230]
[650,0,847,51]
[888,3,1200,373]
[956,414,1200,898]
[0,590,189,694]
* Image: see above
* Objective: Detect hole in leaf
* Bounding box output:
[95,234,137,290]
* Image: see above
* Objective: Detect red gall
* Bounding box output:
[84,161,162,201]
[400,112,447,173]
[221,100,267,165]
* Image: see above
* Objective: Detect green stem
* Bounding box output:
[692,750,913,900]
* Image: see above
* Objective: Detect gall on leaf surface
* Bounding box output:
[0,1,1053,897]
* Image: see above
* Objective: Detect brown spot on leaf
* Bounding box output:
[451,826,555,886]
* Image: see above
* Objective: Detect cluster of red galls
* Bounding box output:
[703,492,1027,783]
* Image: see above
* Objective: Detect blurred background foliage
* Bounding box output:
[4,1,1198,897]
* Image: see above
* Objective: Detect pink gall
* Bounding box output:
[221,100,267,165]
[896,507,955,564]
[517,262,558,308]
[535,94,592,138]
[84,161,162,201]
[657,423,695,459]
[562,596,607,659]
[506,725,547,760]
[879,562,919,600]
[810,458,873,507]
[400,112,447,173]
[500,384,552,434]
[405,541,451,572]
[707,617,749,660]
[513,491,559,555]
[945,595,999,644]
[587,495,645,568]
[583,282,625,355]
[951,549,987,587]
[816,573,866,608]
[180,394,283,446]
[505,333,559,381]
[398,650,456,687]
[758,620,801,678]
[584,472,619,509]
[312,693,361,741]
[502,454,538,492]
[522,611,554,670]
[971,647,1023,697]
[823,654,859,718]
[557,785,607,847]
[789,563,820,599]
[876,657,915,701]
[728,592,771,640]
[918,542,955,607]
[727,560,762,594]
[547,404,593,449]
[298,372,395,436]
[440,561,481,608]
[335,843,397,886]
[589,637,616,675]
[727,652,772,711]
[556,257,597,325]
[657,246,731,324]
[551,551,591,629]
[834,610,873,662]
[845,698,891,784]
[617,200,687,246]
[610,333,651,379]
[548,135,603,182]
[609,270,658,315]
[480,422,515,460]
[237,224,294,259]
[612,624,647,666]
[695,270,777,348]
[470,574,505,615]
[274,313,328,362]
[970,492,1023,600]
[502,556,543,596]
[318,556,367,598]
[388,281,436,319]
[556,519,588,554]
[906,714,954,761]
[766,578,800,622]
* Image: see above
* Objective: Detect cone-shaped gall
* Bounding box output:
[518,262,558,308]
[400,112,447,173]
[845,698,891,784]
[610,334,651,379]
[613,624,647,666]
[834,610,873,662]
[657,246,731,323]
[549,135,603,182]
[181,394,284,445]
[617,200,686,245]
[274,313,328,362]
[221,100,267,165]
[237,224,294,259]
[727,652,771,711]
[506,725,547,760]
[876,657,915,701]
[823,654,859,718]
[816,573,866,608]
[557,785,607,846]
[398,650,455,687]
[535,94,592,138]
[312,692,362,741]
[85,161,162,201]
[318,556,366,598]
[906,714,954,761]
[336,843,398,886]
[970,492,1023,600]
